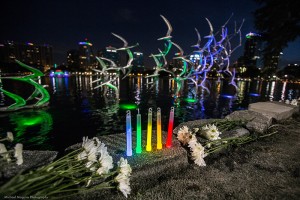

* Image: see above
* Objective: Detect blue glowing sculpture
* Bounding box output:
[147,15,244,98]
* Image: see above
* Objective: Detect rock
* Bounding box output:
[248,101,299,121]
[225,110,273,133]
[0,150,58,181]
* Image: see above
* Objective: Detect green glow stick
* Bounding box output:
[136,109,142,153]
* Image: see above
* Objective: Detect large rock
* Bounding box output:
[225,110,273,133]
[248,102,299,121]
[0,150,58,181]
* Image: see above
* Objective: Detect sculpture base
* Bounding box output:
[0,102,49,112]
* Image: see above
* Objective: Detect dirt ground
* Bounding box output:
[2,113,300,200]
[88,113,300,200]
[131,113,300,200]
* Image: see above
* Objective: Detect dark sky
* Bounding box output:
[1,0,299,67]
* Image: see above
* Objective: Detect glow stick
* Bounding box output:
[126,110,132,156]
[136,109,142,153]
[146,108,152,151]
[157,107,162,149]
[166,107,174,148]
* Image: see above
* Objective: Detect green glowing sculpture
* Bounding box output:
[0,60,50,112]
[0,88,26,110]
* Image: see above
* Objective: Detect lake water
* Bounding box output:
[0,76,299,152]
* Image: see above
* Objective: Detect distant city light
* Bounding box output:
[78,42,93,46]
[246,32,261,39]
[220,94,235,99]
[134,52,143,56]
[27,42,34,46]
[249,93,260,97]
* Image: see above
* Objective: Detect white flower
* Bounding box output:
[118,180,131,198]
[14,143,23,165]
[86,177,92,187]
[285,99,290,104]
[118,157,132,176]
[206,143,211,148]
[188,134,198,147]
[86,161,95,169]
[96,146,113,175]
[87,146,98,162]
[7,132,14,142]
[78,139,99,161]
[115,157,132,198]
[82,137,98,152]
[178,126,189,135]
[89,166,97,172]
[291,99,298,106]
[0,143,11,162]
[0,143,7,154]
[177,126,192,145]
[188,141,206,167]
[193,128,200,133]
[77,151,88,161]
[201,124,222,141]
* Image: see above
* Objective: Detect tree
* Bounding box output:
[253,0,300,66]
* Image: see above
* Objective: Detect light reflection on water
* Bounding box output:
[0,76,299,152]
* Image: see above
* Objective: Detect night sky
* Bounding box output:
[1,0,299,67]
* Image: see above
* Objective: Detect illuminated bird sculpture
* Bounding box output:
[91,33,138,97]
[0,60,50,111]
[146,15,175,89]
[112,33,139,79]
[147,15,244,99]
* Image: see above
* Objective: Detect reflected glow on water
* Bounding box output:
[269,81,276,101]
[0,76,299,152]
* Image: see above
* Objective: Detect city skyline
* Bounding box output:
[1,0,299,68]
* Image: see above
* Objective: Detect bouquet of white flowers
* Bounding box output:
[177,122,277,167]
[0,136,132,198]
[0,132,23,166]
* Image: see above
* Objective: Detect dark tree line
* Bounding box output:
[253,0,300,66]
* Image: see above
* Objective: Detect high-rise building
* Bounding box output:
[263,52,282,74]
[0,41,53,72]
[67,49,80,71]
[97,46,120,66]
[132,52,144,73]
[243,32,262,68]
[189,52,202,66]
[78,40,95,71]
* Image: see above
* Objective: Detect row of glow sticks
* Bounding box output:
[126,107,174,156]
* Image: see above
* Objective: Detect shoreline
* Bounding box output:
[1,102,300,199]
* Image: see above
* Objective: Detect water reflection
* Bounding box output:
[281,81,287,101]
[269,81,276,101]
[0,76,299,152]
[8,109,53,149]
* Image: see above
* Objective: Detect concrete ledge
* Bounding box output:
[225,110,273,133]
[99,130,187,169]
[248,102,299,121]
[0,150,58,181]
